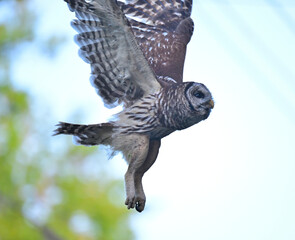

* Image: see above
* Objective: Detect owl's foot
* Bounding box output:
[125,195,146,212]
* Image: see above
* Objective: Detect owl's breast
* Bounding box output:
[149,126,175,140]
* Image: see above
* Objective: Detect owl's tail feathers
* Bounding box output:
[53,122,114,146]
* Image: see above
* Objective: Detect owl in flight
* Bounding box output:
[55,0,214,212]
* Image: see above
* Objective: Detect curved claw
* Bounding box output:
[125,196,146,212]
[135,198,145,212]
[125,197,135,209]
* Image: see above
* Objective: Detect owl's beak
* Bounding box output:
[209,99,214,109]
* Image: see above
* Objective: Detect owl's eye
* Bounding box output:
[193,91,205,99]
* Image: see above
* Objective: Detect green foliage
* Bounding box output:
[0,1,133,239]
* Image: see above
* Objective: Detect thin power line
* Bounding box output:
[268,0,295,36]
[197,1,295,121]
[224,0,295,89]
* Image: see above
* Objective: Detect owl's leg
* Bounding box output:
[124,135,149,211]
[125,139,161,212]
[134,139,161,212]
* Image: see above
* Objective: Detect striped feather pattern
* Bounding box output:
[65,0,161,108]
[118,0,194,83]
[115,91,174,139]
[53,121,114,145]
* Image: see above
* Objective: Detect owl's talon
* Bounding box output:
[125,197,135,209]
[125,196,145,212]
[135,198,145,212]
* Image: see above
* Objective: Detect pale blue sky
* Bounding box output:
[11,0,295,239]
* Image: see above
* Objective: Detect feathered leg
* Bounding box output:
[123,135,149,211]
[134,139,161,212]
[124,138,161,212]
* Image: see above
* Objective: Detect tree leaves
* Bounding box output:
[0,1,133,239]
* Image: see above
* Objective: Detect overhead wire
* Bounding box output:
[197,0,295,121]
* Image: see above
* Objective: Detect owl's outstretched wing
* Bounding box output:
[118,0,194,84]
[65,0,161,108]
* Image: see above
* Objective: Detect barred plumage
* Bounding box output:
[66,0,160,108]
[55,0,214,212]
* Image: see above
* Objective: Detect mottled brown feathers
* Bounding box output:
[119,0,194,83]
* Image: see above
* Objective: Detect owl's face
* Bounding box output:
[159,82,214,131]
[185,82,214,120]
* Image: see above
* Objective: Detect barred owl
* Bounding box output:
[54,0,214,212]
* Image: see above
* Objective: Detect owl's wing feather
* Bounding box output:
[118,0,194,84]
[65,0,161,108]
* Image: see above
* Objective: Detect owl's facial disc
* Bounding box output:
[185,82,213,118]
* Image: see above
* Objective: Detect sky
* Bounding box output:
[11,0,295,239]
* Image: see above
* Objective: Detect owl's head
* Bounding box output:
[185,82,214,120]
